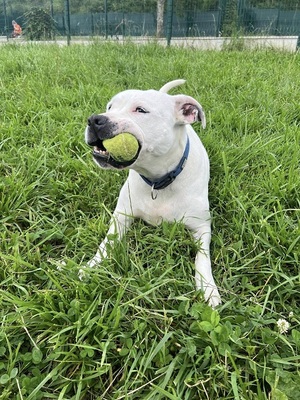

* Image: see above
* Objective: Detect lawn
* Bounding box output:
[0,42,299,399]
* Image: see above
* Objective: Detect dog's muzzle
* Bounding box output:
[86,114,140,169]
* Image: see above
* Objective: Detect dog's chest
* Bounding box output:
[139,210,165,225]
[133,197,180,225]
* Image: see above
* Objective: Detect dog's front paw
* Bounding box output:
[206,290,222,308]
[86,253,102,268]
[201,284,222,308]
[78,252,103,281]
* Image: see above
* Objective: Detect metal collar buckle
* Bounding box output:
[151,185,158,200]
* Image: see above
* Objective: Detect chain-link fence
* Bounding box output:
[1,1,300,41]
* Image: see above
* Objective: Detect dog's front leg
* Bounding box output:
[193,228,221,308]
[86,208,133,268]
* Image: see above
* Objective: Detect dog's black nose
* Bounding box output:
[88,114,107,130]
[87,114,116,137]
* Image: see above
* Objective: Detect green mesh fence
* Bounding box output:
[1,0,300,39]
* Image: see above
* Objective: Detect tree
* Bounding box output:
[24,8,55,40]
[157,0,165,37]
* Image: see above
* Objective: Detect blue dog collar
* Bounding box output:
[139,136,190,199]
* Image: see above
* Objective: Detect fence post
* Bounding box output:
[3,0,8,40]
[104,0,108,38]
[218,0,227,37]
[166,0,174,46]
[297,35,300,51]
[50,0,54,18]
[64,0,71,45]
[91,13,94,36]
[237,0,245,32]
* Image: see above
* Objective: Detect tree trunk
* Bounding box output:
[157,0,166,37]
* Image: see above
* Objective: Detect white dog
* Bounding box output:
[84,80,221,308]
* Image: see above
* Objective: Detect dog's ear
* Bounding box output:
[174,95,206,128]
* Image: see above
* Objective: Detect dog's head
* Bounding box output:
[85,80,206,170]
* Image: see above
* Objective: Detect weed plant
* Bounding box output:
[0,43,299,399]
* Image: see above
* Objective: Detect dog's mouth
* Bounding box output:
[91,138,141,169]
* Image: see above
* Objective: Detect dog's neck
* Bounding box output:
[139,135,190,198]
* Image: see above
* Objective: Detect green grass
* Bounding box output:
[0,42,299,399]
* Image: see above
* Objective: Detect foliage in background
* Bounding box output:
[23,8,56,40]
[250,0,300,8]
[6,0,300,15]
[2,0,300,38]
[0,43,299,399]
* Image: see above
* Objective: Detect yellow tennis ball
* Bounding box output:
[103,133,139,162]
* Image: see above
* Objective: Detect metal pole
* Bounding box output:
[104,0,108,39]
[91,13,94,36]
[218,0,227,37]
[3,0,8,40]
[122,12,125,37]
[50,0,55,40]
[50,0,54,18]
[166,0,174,46]
[64,0,71,45]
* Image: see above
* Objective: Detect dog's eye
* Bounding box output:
[135,107,148,114]
[107,104,112,111]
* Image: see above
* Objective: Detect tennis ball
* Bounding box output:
[103,133,139,162]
